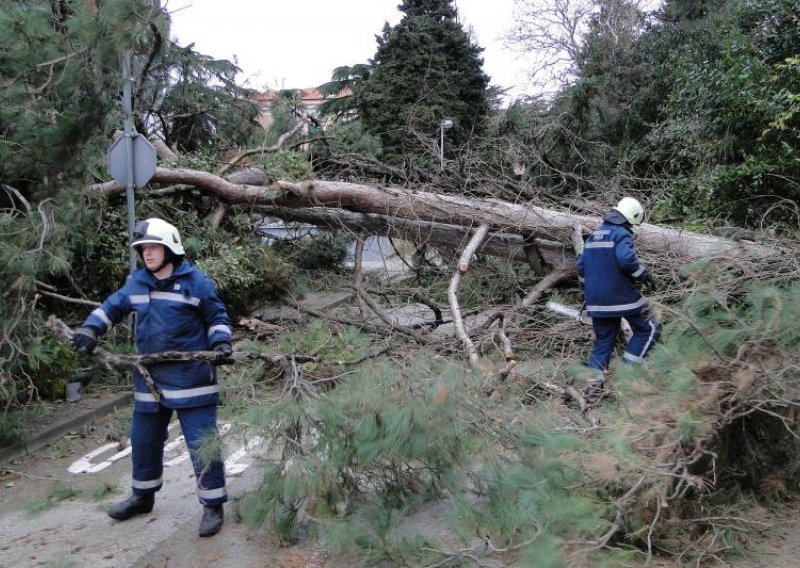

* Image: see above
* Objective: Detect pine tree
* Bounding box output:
[0,0,259,412]
[356,0,490,168]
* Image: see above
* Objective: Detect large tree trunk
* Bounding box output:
[87,168,781,260]
[259,206,573,268]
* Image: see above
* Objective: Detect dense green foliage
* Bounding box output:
[354,0,490,168]
[641,0,800,225]
[0,0,257,188]
[0,1,267,411]
[0,0,147,190]
[228,275,800,565]
[502,0,799,227]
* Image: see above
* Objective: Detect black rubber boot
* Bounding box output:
[198,504,224,537]
[108,493,154,521]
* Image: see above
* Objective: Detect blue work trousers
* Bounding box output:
[589,310,660,371]
[130,404,227,506]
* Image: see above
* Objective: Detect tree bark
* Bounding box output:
[449,225,490,367]
[87,167,281,202]
[87,167,781,260]
[258,206,574,267]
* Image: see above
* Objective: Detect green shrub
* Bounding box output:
[195,242,295,318]
[256,148,313,180]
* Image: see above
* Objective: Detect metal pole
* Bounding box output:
[121,52,137,274]
[440,123,444,170]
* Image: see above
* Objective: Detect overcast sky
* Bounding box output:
[168,0,530,99]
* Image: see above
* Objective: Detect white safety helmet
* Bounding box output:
[614,197,645,225]
[131,218,185,255]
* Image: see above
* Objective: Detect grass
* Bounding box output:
[47,440,71,459]
[0,401,50,447]
[24,481,80,515]
[87,479,119,501]
[103,408,132,442]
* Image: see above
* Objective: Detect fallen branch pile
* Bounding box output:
[76,163,800,563]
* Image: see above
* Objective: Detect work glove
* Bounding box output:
[641,273,657,292]
[214,342,233,356]
[71,327,98,355]
[213,342,234,364]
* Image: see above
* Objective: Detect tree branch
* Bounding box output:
[449,224,490,367]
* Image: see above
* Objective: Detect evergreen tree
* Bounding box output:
[0,0,257,194]
[317,64,372,120]
[0,0,155,193]
[143,43,259,152]
[661,0,724,22]
[356,0,490,168]
[0,0,259,412]
[0,0,165,410]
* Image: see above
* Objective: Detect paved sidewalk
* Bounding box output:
[0,422,270,567]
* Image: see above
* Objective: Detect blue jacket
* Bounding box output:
[576,210,651,318]
[82,261,232,412]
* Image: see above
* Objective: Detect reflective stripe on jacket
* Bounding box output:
[82,261,232,412]
[576,210,651,318]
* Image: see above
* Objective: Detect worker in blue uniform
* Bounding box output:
[72,218,233,537]
[576,197,660,391]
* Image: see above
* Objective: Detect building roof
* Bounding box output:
[255,86,351,107]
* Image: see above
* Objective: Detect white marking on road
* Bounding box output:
[67,421,255,475]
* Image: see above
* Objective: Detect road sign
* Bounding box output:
[107,133,157,187]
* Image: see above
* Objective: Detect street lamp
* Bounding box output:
[439,118,454,170]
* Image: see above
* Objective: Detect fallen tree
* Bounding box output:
[79,165,800,391]
[78,166,800,565]
[86,167,783,262]
[84,165,797,386]
[260,206,572,268]
[223,277,800,566]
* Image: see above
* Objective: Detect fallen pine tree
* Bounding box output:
[47,237,800,566]
[74,166,800,564]
[84,165,799,381]
[228,276,800,566]
[86,166,784,262]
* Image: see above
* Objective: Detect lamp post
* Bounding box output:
[439,118,453,170]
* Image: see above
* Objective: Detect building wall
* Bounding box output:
[255,87,348,131]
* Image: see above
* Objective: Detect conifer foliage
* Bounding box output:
[356,0,490,168]
[238,357,480,550]
[232,269,800,565]
[0,1,258,411]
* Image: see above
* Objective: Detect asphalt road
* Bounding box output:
[0,412,316,568]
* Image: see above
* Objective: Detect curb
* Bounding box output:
[0,392,132,465]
